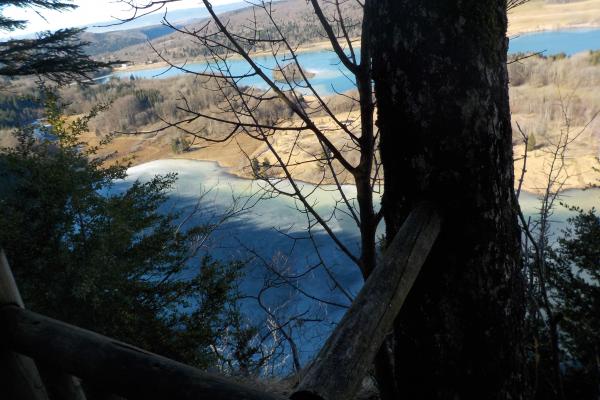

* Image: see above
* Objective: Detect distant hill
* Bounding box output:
[80,2,248,57]
[87,3,246,33]
[95,0,362,63]
[81,25,174,56]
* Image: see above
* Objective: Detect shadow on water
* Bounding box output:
[109,160,365,367]
[108,159,600,369]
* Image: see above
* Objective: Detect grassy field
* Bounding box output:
[119,55,600,194]
[509,0,600,35]
[510,51,600,193]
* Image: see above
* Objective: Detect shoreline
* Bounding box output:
[140,156,353,189]
[113,23,600,76]
[126,156,599,198]
[509,23,600,36]
[98,6,600,196]
[115,39,340,74]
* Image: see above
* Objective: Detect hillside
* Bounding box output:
[98,0,362,64]
[81,25,174,56]
[4,0,600,193]
[509,0,600,34]
[97,0,600,65]
[29,51,593,195]
[78,2,248,57]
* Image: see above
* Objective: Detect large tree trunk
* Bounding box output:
[369,1,525,398]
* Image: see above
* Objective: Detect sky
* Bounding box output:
[0,0,239,38]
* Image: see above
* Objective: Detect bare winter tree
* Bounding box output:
[117,0,534,397]
[515,89,600,400]
[118,0,381,377]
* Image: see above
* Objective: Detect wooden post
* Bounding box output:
[292,203,442,400]
[0,249,50,400]
[39,363,88,400]
[0,305,287,400]
[0,250,87,400]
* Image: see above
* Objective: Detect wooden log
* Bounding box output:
[0,249,25,308]
[39,364,88,400]
[0,305,286,400]
[292,203,442,400]
[0,249,87,400]
[0,249,50,400]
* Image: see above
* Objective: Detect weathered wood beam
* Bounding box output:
[39,364,88,400]
[0,249,50,400]
[0,249,87,400]
[292,203,442,400]
[0,305,286,400]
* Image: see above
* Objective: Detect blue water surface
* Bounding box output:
[110,28,600,96]
[114,49,357,96]
[509,28,600,56]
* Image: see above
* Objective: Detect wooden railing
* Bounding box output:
[0,204,441,400]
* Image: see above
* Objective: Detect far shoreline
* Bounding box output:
[509,23,600,37]
[112,23,600,77]
[124,156,599,198]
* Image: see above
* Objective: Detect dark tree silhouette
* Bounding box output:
[370,1,525,398]
[0,1,113,83]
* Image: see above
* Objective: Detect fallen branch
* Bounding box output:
[292,203,442,400]
[0,305,286,400]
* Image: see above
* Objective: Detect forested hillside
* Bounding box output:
[99,0,362,63]
[80,25,175,56]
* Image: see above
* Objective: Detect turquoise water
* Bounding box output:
[115,160,365,368]
[509,28,600,56]
[111,28,600,96]
[114,50,357,95]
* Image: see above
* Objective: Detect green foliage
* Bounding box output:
[590,50,600,66]
[134,88,162,107]
[250,157,273,179]
[0,91,41,128]
[0,91,244,368]
[251,157,261,178]
[0,1,76,31]
[0,1,116,83]
[527,132,537,152]
[171,135,191,154]
[546,209,600,399]
[548,52,567,61]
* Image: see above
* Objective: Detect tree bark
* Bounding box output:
[0,305,285,400]
[369,1,525,398]
[293,203,441,400]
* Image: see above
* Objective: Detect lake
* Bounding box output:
[509,28,600,56]
[114,50,356,96]
[112,28,600,96]
[116,159,600,372]
[115,159,365,369]
[112,28,600,372]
